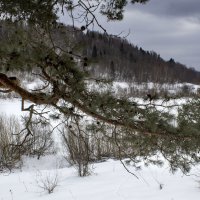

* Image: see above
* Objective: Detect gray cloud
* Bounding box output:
[130,0,200,18]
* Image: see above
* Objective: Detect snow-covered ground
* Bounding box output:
[0,154,200,200]
[1,99,200,200]
[113,82,200,94]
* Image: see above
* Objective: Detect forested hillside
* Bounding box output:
[80,31,200,83]
[1,21,199,84]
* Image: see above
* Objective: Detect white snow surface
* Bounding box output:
[1,99,200,200]
[113,82,200,94]
[0,156,200,200]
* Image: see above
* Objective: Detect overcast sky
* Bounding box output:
[97,0,200,71]
[60,0,200,70]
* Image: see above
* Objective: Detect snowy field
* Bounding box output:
[1,156,200,200]
[1,99,200,200]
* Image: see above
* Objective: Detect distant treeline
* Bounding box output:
[79,31,200,84]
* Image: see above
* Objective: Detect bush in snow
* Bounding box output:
[0,115,23,171]
[36,170,59,194]
[0,114,55,172]
[21,116,55,159]
[61,119,92,177]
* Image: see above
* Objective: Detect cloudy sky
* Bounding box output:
[95,0,200,70]
[60,0,200,70]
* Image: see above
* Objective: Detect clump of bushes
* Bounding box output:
[0,114,55,172]
[0,115,22,171]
